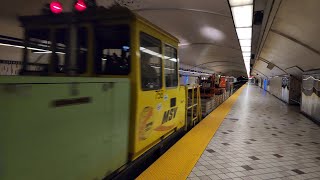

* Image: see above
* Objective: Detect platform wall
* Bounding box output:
[301,72,320,123]
[267,76,289,103]
[289,77,301,104]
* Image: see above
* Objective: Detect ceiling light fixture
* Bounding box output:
[229,0,254,77]
[242,52,251,57]
[239,39,251,47]
[236,27,252,39]
[231,5,253,28]
[241,46,251,52]
[229,0,253,6]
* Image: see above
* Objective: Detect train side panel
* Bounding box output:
[0,76,130,180]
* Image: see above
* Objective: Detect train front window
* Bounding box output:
[24,29,51,72]
[164,45,178,87]
[94,25,130,75]
[140,32,162,90]
[76,27,88,74]
[54,29,67,73]
[23,28,68,74]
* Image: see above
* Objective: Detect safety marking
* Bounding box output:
[137,85,246,180]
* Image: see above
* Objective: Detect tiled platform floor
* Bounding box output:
[188,85,320,180]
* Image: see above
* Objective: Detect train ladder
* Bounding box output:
[185,85,202,130]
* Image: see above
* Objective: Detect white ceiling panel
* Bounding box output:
[285,66,303,80]
[179,44,243,65]
[254,60,286,77]
[272,0,320,53]
[253,0,320,78]
[136,10,239,49]
[260,32,320,71]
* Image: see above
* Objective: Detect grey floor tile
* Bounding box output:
[208,174,221,180]
[190,85,320,180]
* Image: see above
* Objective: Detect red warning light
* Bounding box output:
[75,0,87,12]
[50,1,63,14]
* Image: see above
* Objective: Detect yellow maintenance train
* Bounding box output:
[0,5,203,180]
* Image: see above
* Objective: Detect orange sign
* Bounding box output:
[219,76,226,88]
[138,107,154,140]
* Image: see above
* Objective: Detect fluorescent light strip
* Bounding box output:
[242,52,251,57]
[178,70,210,76]
[229,1,255,77]
[33,51,65,54]
[0,42,62,53]
[231,5,253,28]
[239,39,251,47]
[151,66,175,71]
[243,57,250,61]
[140,47,178,62]
[0,42,24,49]
[164,55,170,59]
[229,0,253,6]
[236,27,252,39]
[168,58,177,62]
[140,47,162,58]
[241,46,251,51]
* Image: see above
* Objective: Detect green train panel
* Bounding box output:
[0,76,130,180]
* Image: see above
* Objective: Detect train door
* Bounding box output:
[132,30,185,160]
[133,32,165,159]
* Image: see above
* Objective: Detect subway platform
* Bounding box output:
[138,84,320,180]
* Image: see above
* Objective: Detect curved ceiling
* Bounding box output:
[253,0,320,79]
[0,0,247,77]
[130,0,246,76]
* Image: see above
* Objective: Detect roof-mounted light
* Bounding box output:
[75,0,87,12]
[50,1,63,14]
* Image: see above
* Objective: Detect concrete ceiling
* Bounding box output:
[253,0,320,80]
[0,0,247,77]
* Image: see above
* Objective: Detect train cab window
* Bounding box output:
[23,28,68,74]
[140,32,162,90]
[77,27,88,74]
[164,45,178,87]
[94,25,130,75]
[24,29,51,72]
[54,29,68,73]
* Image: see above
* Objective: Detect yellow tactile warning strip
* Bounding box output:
[136,85,246,180]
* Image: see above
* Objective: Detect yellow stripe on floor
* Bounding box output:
[137,85,246,180]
